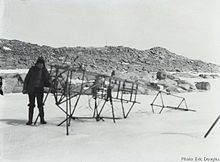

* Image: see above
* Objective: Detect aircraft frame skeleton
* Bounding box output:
[33,64,198,136]
[35,64,139,135]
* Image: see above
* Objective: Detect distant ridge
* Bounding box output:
[0,39,219,73]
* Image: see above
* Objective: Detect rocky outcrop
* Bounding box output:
[0,71,217,94]
[0,39,219,74]
[0,73,25,93]
[0,39,219,94]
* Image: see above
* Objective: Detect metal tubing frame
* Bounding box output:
[121,101,136,118]
[57,70,86,127]
[65,70,70,135]
[151,91,195,114]
[35,64,140,135]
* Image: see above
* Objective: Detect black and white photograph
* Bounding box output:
[0,0,220,162]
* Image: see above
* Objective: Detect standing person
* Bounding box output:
[0,76,3,95]
[22,57,50,125]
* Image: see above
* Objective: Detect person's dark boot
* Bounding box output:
[40,120,47,124]
[39,107,47,124]
[26,108,34,125]
[26,121,32,125]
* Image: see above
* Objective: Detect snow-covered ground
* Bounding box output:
[0,69,28,74]
[0,77,220,162]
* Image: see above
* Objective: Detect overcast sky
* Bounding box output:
[0,0,220,64]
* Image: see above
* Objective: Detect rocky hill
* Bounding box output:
[0,39,219,94]
[0,39,219,73]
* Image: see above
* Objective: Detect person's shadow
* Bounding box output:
[0,119,27,126]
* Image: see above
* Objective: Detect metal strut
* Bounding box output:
[204,115,220,138]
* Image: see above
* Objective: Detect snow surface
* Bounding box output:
[0,76,220,162]
[2,47,11,51]
[0,69,28,74]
